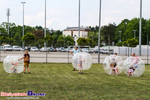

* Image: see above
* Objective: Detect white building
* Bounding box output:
[63,27,90,38]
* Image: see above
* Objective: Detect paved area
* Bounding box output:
[0,51,149,64]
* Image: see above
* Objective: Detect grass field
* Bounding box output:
[0,63,150,100]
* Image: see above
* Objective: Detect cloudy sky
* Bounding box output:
[0,0,150,30]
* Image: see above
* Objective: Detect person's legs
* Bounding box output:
[24,65,26,73]
[73,68,76,71]
[27,64,30,73]
[81,67,83,74]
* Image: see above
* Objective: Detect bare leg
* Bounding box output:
[27,65,30,72]
[24,65,26,72]
[81,67,83,72]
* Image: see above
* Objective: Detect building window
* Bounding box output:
[71,31,73,37]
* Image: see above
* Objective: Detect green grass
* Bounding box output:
[0,63,150,100]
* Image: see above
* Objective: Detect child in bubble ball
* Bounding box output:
[78,55,85,74]
[110,53,118,74]
[11,61,18,73]
[127,67,135,77]
[19,50,30,74]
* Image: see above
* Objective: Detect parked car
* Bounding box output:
[40,47,46,52]
[61,48,67,52]
[49,47,57,52]
[40,47,50,52]
[81,48,89,53]
[12,45,24,51]
[3,44,13,51]
[88,48,94,53]
[102,49,114,54]
[30,47,39,51]
[94,49,103,53]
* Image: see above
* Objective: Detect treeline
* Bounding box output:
[0,17,150,48]
[87,18,150,47]
[0,22,74,48]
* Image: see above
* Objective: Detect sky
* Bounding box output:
[0,0,150,30]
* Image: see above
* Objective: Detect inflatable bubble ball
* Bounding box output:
[123,57,145,77]
[72,52,92,70]
[3,56,24,73]
[103,55,123,75]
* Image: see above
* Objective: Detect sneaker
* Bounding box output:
[23,72,25,74]
[81,72,84,74]
[73,68,75,71]
[28,72,31,74]
[79,72,81,74]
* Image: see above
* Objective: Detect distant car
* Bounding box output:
[40,47,50,52]
[88,48,94,53]
[40,47,46,52]
[12,46,24,51]
[3,44,13,51]
[81,48,89,53]
[61,48,67,52]
[102,49,114,54]
[30,47,39,51]
[94,49,103,53]
[49,47,57,52]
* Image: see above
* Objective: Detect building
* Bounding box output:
[63,27,90,38]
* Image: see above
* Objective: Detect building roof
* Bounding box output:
[64,27,90,31]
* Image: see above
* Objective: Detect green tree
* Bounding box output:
[127,38,138,47]
[11,32,22,46]
[65,35,75,46]
[143,19,150,44]
[56,35,64,47]
[44,35,54,47]
[116,42,122,47]
[35,39,44,48]
[77,37,89,46]
[22,33,35,46]
[31,30,44,41]
[101,23,116,45]
[0,36,10,44]
[114,19,130,42]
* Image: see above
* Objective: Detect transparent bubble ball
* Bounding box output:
[72,52,92,70]
[3,56,24,73]
[123,57,145,77]
[103,55,123,75]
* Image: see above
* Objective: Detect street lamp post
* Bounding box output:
[44,0,47,49]
[139,0,142,56]
[133,30,137,39]
[98,0,102,63]
[78,0,80,38]
[7,8,10,37]
[21,2,25,49]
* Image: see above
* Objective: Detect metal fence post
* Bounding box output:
[128,43,129,57]
[68,41,69,63]
[0,40,2,62]
[46,42,47,63]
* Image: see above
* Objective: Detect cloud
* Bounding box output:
[110,10,122,14]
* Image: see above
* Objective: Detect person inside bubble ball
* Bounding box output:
[78,55,85,74]
[127,67,135,77]
[127,53,139,77]
[70,46,80,71]
[130,53,139,68]
[19,50,30,74]
[110,53,118,74]
[11,61,18,73]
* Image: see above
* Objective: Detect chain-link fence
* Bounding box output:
[0,40,150,64]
